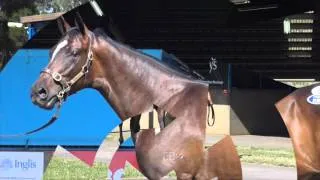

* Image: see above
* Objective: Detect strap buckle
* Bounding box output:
[52,72,62,82]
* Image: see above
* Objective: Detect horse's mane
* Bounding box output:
[92,28,207,84]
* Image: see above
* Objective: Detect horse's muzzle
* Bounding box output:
[31,86,57,110]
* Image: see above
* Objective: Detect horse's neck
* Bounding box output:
[92,38,182,120]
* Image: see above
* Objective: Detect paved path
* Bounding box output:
[206,135,293,149]
[242,163,296,180]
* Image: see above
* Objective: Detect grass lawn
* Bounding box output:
[236,146,296,167]
[44,158,175,179]
[44,158,108,179]
[43,146,296,179]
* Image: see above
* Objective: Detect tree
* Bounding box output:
[0,0,89,70]
[35,0,88,14]
[52,0,88,12]
[0,0,37,16]
[0,0,37,70]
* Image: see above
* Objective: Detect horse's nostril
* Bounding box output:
[37,87,48,100]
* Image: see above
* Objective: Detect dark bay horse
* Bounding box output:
[30,15,241,179]
[118,53,216,145]
[276,83,320,180]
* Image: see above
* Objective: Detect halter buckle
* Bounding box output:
[82,65,89,74]
[52,72,62,82]
[57,90,65,100]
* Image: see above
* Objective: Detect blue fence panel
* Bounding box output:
[0,49,121,146]
[0,49,172,147]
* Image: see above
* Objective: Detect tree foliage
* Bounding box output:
[0,0,88,70]
[52,0,88,12]
[0,1,37,70]
[35,0,88,14]
[0,0,37,17]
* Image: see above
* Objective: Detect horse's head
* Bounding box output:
[31,14,93,109]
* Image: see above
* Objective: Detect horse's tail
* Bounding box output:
[207,92,215,127]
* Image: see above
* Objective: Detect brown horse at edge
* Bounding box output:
[276,83,320,180]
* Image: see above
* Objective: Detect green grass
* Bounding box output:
[43,146,296,179]
[44,157,175,179]
[44,158,108,180]
[236,146,296,167]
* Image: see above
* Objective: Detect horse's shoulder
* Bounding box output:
[281,83,320,113]
[291,83,319,98]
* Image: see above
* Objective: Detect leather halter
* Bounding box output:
[41,37,94,103]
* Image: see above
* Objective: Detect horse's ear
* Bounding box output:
[57,16,71,35]
[74,12,89,37]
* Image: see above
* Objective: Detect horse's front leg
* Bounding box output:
[118,123,124,145]
[156,107,175,129]
[156,108,166,130]
[130,114,141,144]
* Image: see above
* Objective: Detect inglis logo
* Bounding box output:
[0,159,13,170]
[0,158,36,171]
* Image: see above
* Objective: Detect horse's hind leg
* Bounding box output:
[130,114,141,144]
[155,106,175,129]
[118,123,124,144]
[156,108,166,129]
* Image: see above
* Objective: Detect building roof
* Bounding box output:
[20,12,65,24]
[22,0,320,81]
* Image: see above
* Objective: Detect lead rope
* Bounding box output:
[0,102,62,138]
